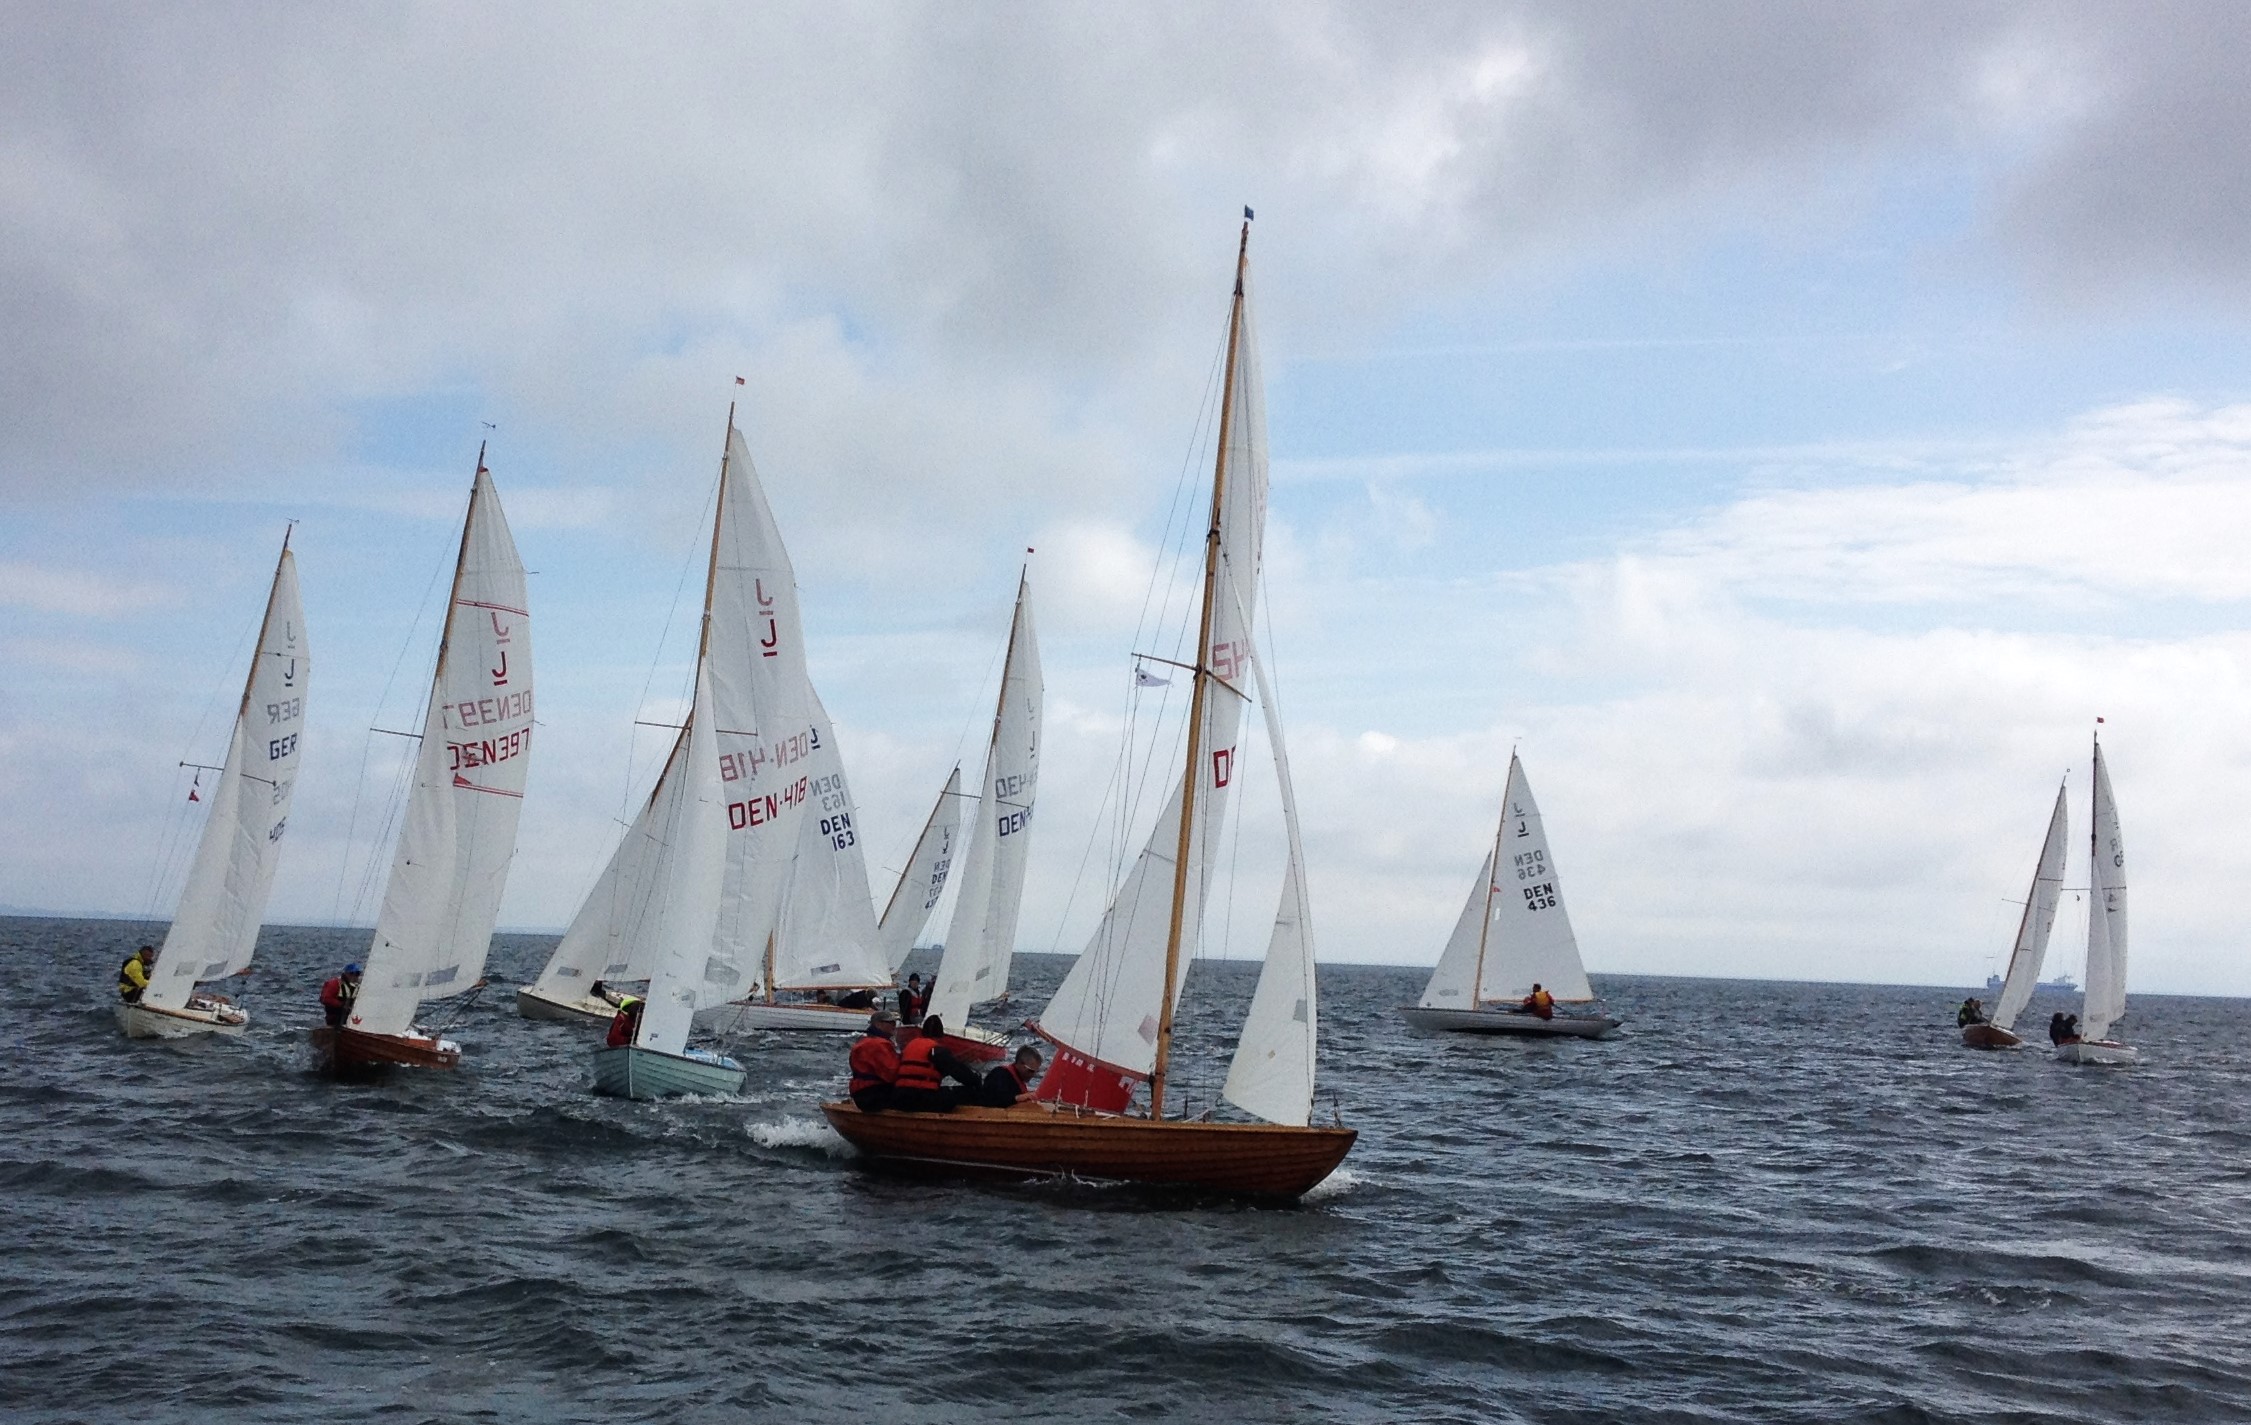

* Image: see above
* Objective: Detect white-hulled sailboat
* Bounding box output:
[1963,781,2069,1049]
[875,766,962,975]
[1401,752,1620,1038]
[824,220,1356,1198]
[123,535,308,1039]
[922,565,1042,1065]
[2058,731,2138,1066]
[312,451,531,1074]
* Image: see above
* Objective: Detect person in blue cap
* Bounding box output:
[320,963,362,1028]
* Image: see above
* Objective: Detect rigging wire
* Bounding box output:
[141,596,261,921]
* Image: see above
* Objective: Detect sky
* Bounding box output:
[9,2,2251,995]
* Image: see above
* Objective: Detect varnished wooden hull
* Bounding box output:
[820,1101,1356,1199]
[309,1026,461,1075]
[1961,1022,2023,1050]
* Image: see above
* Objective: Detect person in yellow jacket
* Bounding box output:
[117,945,156,1003]
[1517,983,1556,1020]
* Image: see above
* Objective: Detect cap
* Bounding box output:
[869,1008,899,1025]
[343,962,363,975]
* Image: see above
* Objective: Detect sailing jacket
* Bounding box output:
[320,975,358,1027]
[118,955,151,1002]
[849,1032,901,1095]
[606,999,644,1049]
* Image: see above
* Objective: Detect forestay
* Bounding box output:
[2082,740,2129,1042]
[354,467,533,1037]
[147,544,308,1008]
[769,690,891,991]
[876,767,960,974]
[1991,781,2069,1034]
[1035,262,1269,1106]
[930,575,1043,1027]
[634,666,730,1057]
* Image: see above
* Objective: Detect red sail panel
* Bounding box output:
[1035,1041,1139,1113]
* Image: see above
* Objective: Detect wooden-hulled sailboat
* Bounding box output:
[311,452,531,1074]
[1964,781,2068,1049]
[1400,752,1620,1038]
[2058,731,2138,1066]
[922,565,1042,1065]
[591,662,745,1098]
[123,535,308,1039]
[825,220,1356,1199]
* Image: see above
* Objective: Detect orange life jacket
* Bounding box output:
[849,1033,900,1094]
[895,1035,943,1092]
[1528,989,1555,1018]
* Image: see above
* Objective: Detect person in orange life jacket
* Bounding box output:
[1518,983,1555,1019]
[847,1008,903,1111]
[605,994,646,1049]
[117,945,156,1003]
[891,1014,979,1112]
[319,964,362,1027]
[898,973,928,1025]
[977,1045,1045,1107]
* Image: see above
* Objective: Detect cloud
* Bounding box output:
[0,560,171,616]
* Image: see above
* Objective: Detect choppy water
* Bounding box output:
[7,915,2250,1423]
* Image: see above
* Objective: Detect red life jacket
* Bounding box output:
[606,999,643,1049]
[848,1033,900,1094]
[895,1035,943,1092]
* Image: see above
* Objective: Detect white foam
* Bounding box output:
[1302,1166,1365,1203]
[748,1115,856,1158]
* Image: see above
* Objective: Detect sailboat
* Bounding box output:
[921,566,1042,1065]
[591,662,745,1098]
[1963,781,2068,1049]
[824,220,1357,1199]
[1399,752,1620,1038]
[122,535,308,1039]
[2058,731,2137,1066]
[310,451,531,1073]
[875,766,962,975]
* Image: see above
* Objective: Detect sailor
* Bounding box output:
[898,973,928,1025]
[590,980,632,1010]
[891,1014,978,1112]
[116,945,156,1003]
[1958,997,1989,1028]
[847,1008,903,1112]
[2058,1012,2081,1045]
[2048,1011,2067,1045]
[319,963,362,1027]
[604,994,645,1049]
[1518,983,1556,1019]
[837,987,875,1010]
[978,1045,1045,1107]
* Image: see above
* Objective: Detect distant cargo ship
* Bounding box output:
[1987,971,2076,994]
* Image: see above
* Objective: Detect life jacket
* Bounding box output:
[118,955,150,999]
[895,1035,943,1092]
[849,1033,900,1094]
[606,997,643,1049]
[1528,989,1555,1019]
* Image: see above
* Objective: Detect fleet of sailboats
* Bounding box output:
[1401,753,1620,1039]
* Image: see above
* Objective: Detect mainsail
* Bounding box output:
[1990,781,2069,1034]
[1034,229,1270,1112]
[531,726,688,1000]
[633,665,729,1057]
[2082,737,2129,1042]
[146,540,308,1008]
[353,461,533,1036]
[1416,753,1593,1010]
[929,571,1043,1027]
[876,767,961,973]
[768,690,891,991]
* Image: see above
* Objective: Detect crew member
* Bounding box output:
[319,963,362,1027]
[605,993,646,1049]
[891,1014,979,1112]
[847,1009,903,1112]
[899,973,928,1025]
[591,980,633,1009]
[1518,983,1556,1019]
[2058,1012,2081,1045]
[1958,997,1989,1028]
[837,987,875,1010]
[2048,1011,2068,1046]
[117,945,156,1004]
[978,1045,1045,1107]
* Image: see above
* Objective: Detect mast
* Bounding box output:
[1468,759,1513,1007]
[232,528,294,724]
[701,407,734,667]
[1149,219,1250,1121]
[430,445,486,691]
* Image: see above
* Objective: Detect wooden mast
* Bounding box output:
[1468,755,1513,1008]
[1149,219,1250,1122]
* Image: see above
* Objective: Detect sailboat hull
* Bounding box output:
[591,1044,746,1099]
[2055,1039,2140,1066]
[116,999,248,1040]
[937,1025,1011,1064]
[1960,1023,2024,1050]
[309,1026,462,1075]
[1399,1006,1621,1038]
[820,1101,1356,1199]
[694,999,878,1034]
[514,985,619,1027]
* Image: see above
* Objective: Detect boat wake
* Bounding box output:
[1302,1165,1364,1203]
[747,1115,855,1157]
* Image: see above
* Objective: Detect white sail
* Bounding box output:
[146,544,308,1008]
[1415,846,1495,1011]
[634,666,730,1057]
[1036,258,1268,1092]
[876,766,960,973]
[696,427,819,1007]
[769,690,891,991]
[1990,781,2069,1034]
[2082,739,2129,1042]
[1222,627,1317,1128]
[930,575,1043,1027]
[1476,755,1594,1004]
[353,465,533,1036]
[532,727,688,1000]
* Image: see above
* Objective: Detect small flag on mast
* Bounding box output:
[1243,205,1254,221]
[188,770,202,803]
[735,376,746,386]
[1135,666,1169,688]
